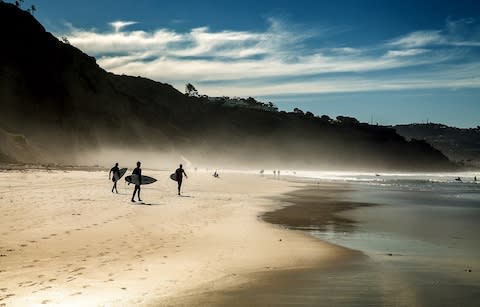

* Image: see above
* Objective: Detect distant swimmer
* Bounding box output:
[213,170,219,178]
[131,161,142,202]
[109,163,120,193]
[175,164,188,195]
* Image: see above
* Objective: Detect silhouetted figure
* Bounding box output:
[455,177,462,182]
[175,164,188,195]
[278,170,281,178]
[260,169,264,176]
[475,176,477,182]
[213,170,219,178]
[273,170,276,177]
[131,161,142,202]
[109,163,120,193]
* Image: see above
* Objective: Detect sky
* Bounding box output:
[21,0,480,127]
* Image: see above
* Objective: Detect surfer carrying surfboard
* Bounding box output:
[175,164,188,196]
[131,161,142,202]
[109,163,120,193]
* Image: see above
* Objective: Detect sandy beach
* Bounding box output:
[0,169,354,306]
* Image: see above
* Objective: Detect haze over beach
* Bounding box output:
[1,0,479,306]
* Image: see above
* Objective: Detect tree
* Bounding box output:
[61,36,70,44]
[336,116,360,125]
[185,83,199,97]
[320,115,332,123]
[15,0,24,8]
[246,97,257,105]
[293,107,304,115]
[305,111,314,118]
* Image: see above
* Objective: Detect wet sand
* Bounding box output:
[194,183,480,306]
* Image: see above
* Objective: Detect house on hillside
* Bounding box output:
[207,96,278,112]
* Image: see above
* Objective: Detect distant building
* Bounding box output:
[206,96,278,112]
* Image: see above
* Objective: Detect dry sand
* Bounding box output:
[0,169,354,306]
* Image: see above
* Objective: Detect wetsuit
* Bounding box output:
[175,167,187,195]
[131,167,142,201]
[110,166,120,182]
[110,165,120,193]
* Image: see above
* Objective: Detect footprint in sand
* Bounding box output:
[22,264,35,268]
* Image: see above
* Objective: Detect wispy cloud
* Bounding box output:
[57,17,480,97]
[388,30,445,48]
[388,18,480,48]
[109,20,137,32]
[385,48,430,58]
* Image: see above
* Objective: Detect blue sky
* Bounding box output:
[23,0,480,127]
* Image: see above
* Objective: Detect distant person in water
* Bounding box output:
[213,170,219,178]
[175,164,188,195]
[109,163,120,193]
[131,161,142,202]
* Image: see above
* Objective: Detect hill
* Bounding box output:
[395,124,480,169]
[0,2,456,171]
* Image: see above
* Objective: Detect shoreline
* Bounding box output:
[171,182,373,306]
[0,169,358,306]
[203,177,480,306]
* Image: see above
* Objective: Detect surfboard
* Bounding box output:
[125,174,157,185]
[169,173,177,181]
[113,168,127,182]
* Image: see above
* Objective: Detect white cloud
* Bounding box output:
[57,17,480,97]
[109,20,137,32]
[388,30,445,48]
[385,49,429,58]
[330,47,362,54]
[388,18,480,48]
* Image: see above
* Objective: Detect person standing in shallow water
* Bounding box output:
[109,162,120,193]
[175,164,188,195]
[131,161,142,202]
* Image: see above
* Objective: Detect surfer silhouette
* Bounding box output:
[175,164,188,195]
[131,161,142,202]
[109,163,120,193]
